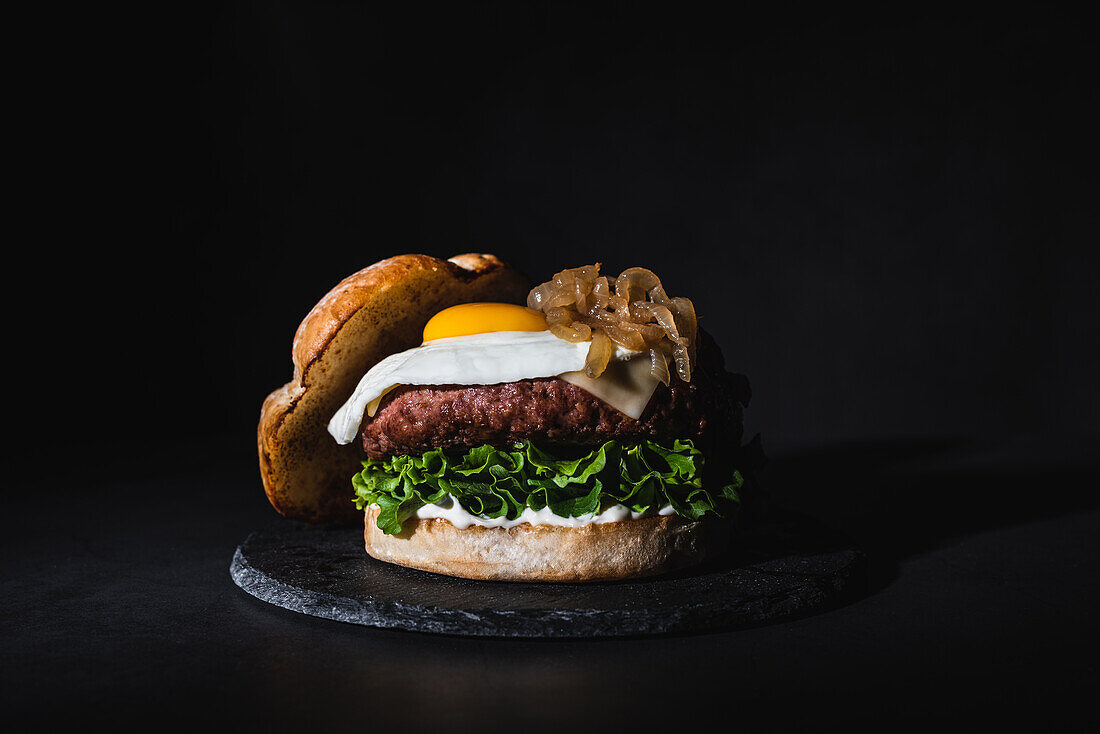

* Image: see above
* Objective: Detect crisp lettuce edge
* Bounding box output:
[352,438,745,536]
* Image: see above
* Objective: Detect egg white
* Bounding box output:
[328,331,641,445]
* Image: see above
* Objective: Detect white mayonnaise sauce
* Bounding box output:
[405,496,676,529]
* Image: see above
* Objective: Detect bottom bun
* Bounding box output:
[363,506,727,582]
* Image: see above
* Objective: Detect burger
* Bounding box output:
[258,253,756,582]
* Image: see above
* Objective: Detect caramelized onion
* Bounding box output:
[526,286,544,310]
[650,346,671,385]
[548,291,577,308]
[584,331,612,378]
[672,343,692,382]
[669,296,697,362]
[632,302,684,344]
[648,283,670,304]
[527,263,697,381]
[615,267,661,302]
[549,322,591,342]
[605,325,646,351]
[608,294,630,316]
[545,306,572,326]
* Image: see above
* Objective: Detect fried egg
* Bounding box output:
[328,302,661,445]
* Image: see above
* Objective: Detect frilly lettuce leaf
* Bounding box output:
[352,439,744,536]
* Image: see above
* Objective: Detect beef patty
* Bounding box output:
[359,331,749,459]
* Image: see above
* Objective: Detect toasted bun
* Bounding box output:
[258,254,529,524]
[363,506,725,582]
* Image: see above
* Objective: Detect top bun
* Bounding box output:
[258,253,530,524]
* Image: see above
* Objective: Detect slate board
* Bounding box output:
[230,512,863,638]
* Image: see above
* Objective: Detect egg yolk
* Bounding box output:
[422,302,548,342]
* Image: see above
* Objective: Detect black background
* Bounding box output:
[8,2,1099,730]
[41,2,1098,453]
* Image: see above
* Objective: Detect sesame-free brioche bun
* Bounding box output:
[258,253,738,583]
[258,253,529,524]
[363,506,727,582]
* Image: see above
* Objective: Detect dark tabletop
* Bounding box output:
[4,434,1097,730]
[11,4,1097,729]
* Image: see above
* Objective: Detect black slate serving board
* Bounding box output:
[230,513,863,638]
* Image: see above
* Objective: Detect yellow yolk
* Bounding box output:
[422,303,548,342]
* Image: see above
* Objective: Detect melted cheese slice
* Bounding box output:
[364,356,660,422]
[560,355,661,420]
[328,332,663,445]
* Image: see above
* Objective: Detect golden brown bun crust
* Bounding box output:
[363,507,725,582]
[258,254,530,524]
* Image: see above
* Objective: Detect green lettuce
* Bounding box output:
[352,439,744,535]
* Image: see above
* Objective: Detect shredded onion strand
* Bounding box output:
[526,263,697,382]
